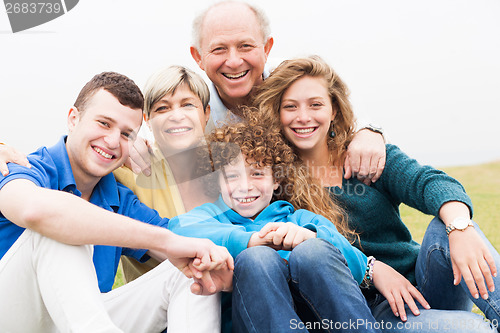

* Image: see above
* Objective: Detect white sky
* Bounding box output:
[1,0,499,167]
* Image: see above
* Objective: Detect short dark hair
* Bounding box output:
[74,72,144,112]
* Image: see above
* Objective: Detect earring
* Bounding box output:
[329,121,336,138]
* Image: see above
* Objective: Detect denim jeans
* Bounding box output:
[231,238,381,333]
[369,217,499,332]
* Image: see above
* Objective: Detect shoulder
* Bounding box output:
[0,146,55,190]
[113,166,135,187]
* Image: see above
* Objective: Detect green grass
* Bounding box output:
[401,160,500,315]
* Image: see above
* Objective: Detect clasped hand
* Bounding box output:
[164,236,234,296]
[249,222,316,251]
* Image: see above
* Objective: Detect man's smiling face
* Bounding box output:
[191,2,273,108]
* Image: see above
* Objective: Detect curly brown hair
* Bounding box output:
[205,108,357,243]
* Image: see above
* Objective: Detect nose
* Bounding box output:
[225,48,244,68]
[104,129,120,149]
[168,108,186,122]
[295,105,311,123]
[236,174,254,194]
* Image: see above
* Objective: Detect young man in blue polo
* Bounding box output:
[0,72,232,333]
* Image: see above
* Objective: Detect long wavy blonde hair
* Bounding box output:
[254,56,356,164]
[205,110,357,242]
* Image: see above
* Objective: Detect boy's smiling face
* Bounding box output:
[219,154,278,219]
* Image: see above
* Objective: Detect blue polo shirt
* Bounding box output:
[0,136,169,292]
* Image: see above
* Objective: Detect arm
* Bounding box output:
[378,145,496,299]
[168,206,254,258]
[0,179,233,294]
[0,143,30,176]
[344,129,386,185]
[439,201,497,300]
[375,144,473,215]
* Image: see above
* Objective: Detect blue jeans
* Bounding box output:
[231,238,381,333]
[369,217,499,332]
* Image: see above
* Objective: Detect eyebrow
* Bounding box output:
[281,96,326,103]
[99,115,136,134]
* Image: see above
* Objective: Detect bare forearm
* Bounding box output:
[0,179,171,251]
[438,201,471,226]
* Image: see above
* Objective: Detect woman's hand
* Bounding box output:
[344,129,386,185]
[372,260,430,321]
[250,222,316,251]
[449,227,497,299]
[0,143,31,176]
[439,201,497,300]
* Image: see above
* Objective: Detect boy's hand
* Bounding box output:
[256,222,316,251]
[163,234,234,295]
[0,144,31,176]
[190,258,234,295]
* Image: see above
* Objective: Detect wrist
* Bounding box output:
[446,217,474,236]
[360,256,376,288]
[248,232,262,248]
[360,124,386,143]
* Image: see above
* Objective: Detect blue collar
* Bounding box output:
[46,136,120,209]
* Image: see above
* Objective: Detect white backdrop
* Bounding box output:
[1,0,499,166]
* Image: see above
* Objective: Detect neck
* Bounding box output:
[163,145,208,184]
[69,163,99,202]
[220,94,251,114]
[299,144,343,188]
[162,145,216,211]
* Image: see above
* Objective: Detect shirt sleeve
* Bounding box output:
[374,144,473,217]
[294,210,368,284]
[168,204,254,258]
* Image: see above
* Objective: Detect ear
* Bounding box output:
[190,46,204,71]
[67,107,80,132]
[263,37,274,59]
[204,104,211,125]
[331,105,337,121]
[143,113,153,132]
[273,181,279,191]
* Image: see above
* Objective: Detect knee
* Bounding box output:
[234,246,284,277]
[289,238,346,269]
[421,217,448,249]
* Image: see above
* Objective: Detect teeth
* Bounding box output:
[167,127,191,134]
[93,147,113,159]
[294,128,315,134]
[237,197,257,203]
[223,70,249,79]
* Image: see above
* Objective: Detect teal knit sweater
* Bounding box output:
[328,144,473,284]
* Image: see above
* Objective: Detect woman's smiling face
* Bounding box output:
[147,83,209,155]
[279,75,335,155]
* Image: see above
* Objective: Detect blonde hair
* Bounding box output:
[206,110,357,242]
[143,65,210,118]
[254,55,356,164]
